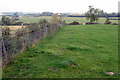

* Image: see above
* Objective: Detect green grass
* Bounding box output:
[19,16,118,24]
[18,16,52,23]
[3,25,118,78]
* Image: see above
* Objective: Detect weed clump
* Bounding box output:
[54,59,77,68]
[67,46,91,51]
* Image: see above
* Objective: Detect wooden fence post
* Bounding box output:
[0,26,2,78]
[1,27,11,67]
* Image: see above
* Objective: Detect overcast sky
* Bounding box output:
[0,0,119,13]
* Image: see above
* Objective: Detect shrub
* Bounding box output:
[104,18,111,24]
[112,23,118,25]
[13,22,23,25]
[85,22,99,25]
[104,22,111,24]
[2,16,15,26]
[51,14,62,24]
[39,19,49,27]
[69,21,79,25]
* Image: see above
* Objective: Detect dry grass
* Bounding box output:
[2,26,26,30]
[2,26,26,37]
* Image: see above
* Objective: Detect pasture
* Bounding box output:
[18,16,118,24]
[3,24,118,78]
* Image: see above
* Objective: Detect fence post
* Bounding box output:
[0,25,2,79]
[1,27,12,67]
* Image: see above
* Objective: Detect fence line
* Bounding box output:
[1,22,64,67]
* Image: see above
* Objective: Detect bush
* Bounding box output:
[104,22,111,24]
[69,21,79,25]
[13,22,23,25]
[39,19,49,27]
[2,16,15,26]
[112,23,118,25]
[104,18,111,24]
[51,14,62,24]
[85,22,99,25]
[27,23,40,33]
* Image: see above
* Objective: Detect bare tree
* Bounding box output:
[51,14,62,24]
[12,13,19,21]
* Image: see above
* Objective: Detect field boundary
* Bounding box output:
[1,22,64,67]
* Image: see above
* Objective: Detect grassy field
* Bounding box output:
[18,16,52,23]
[19,16,118,24]
[3,24,118,78]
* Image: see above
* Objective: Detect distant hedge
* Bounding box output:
[85,22,99,25]
[69,21,79,25]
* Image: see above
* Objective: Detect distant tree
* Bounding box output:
[12,12,19,21]
[51,14,62,24]
[85,6,103,23]
[2,16,14,26]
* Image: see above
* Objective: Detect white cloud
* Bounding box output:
[0,0,119,13]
